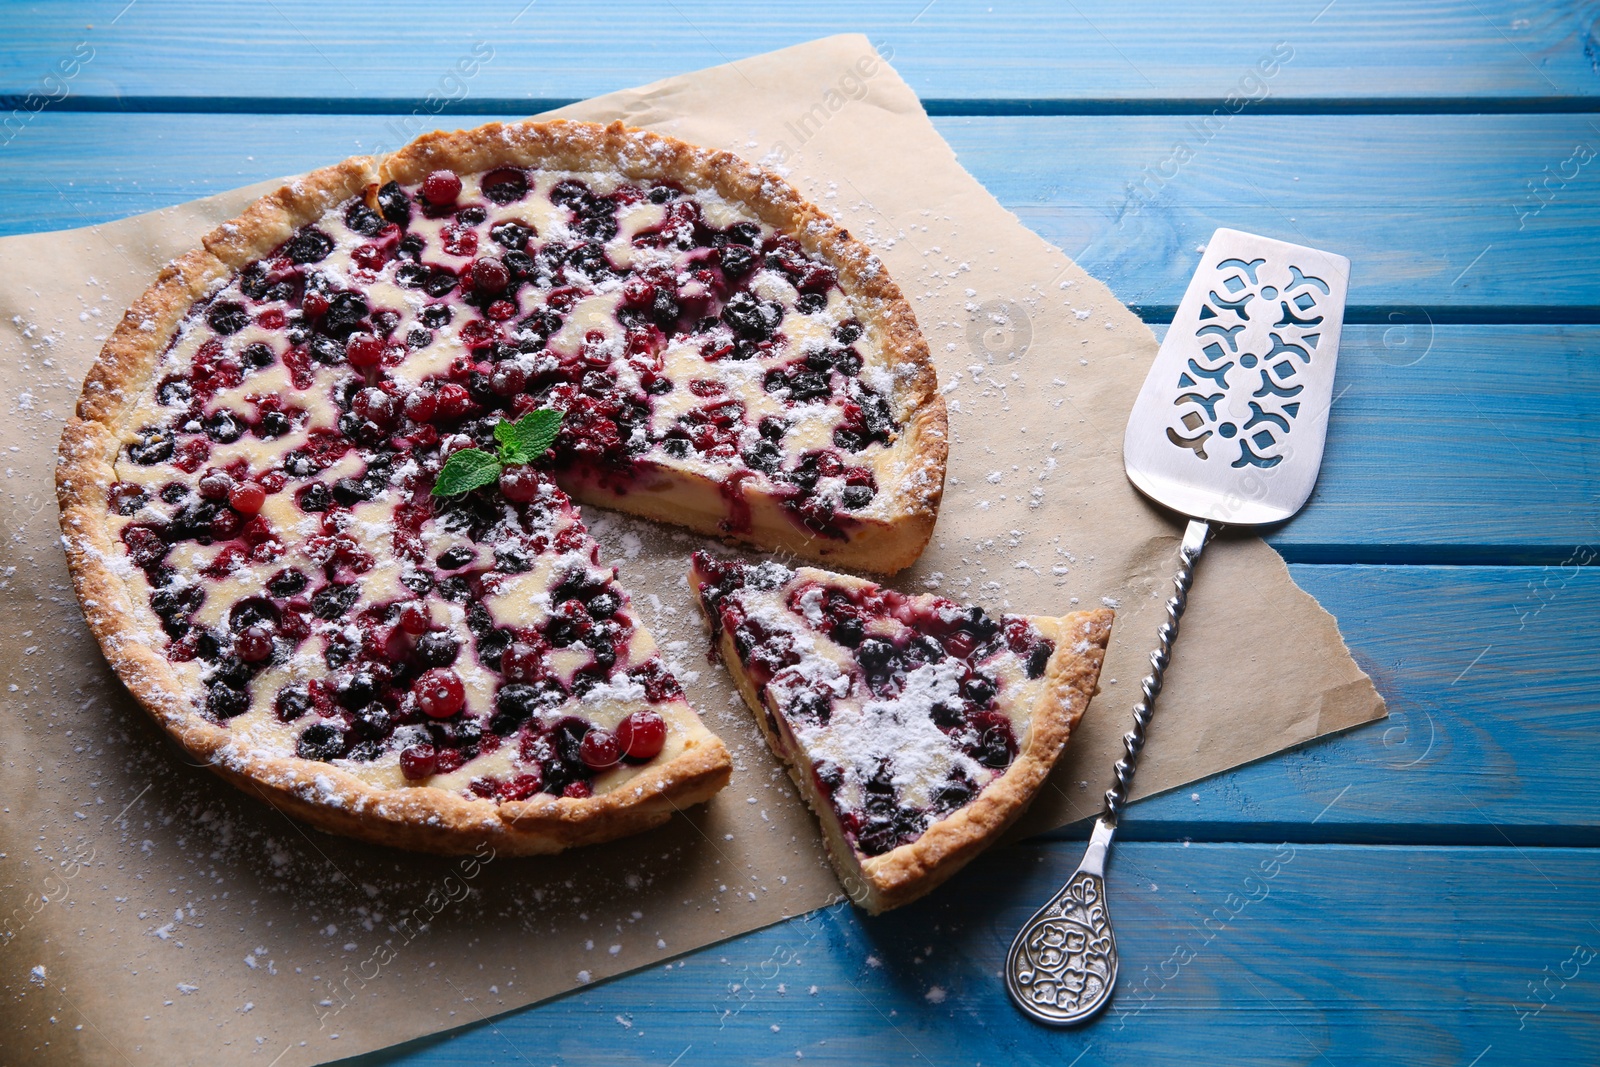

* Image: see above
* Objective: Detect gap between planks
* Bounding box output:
[11,96,1600,116]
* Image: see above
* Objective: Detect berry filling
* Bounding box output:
[106,166,904,800]
[120,449,687,797]
[691,552,1056,857]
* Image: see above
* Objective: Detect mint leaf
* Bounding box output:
[492,417,523,455]
[432,448,502,497]
[507,409,563,462]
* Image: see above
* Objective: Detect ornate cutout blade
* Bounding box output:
[1124,229,1350,526]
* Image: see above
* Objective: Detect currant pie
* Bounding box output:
[57,120,945,854]
[690,553,1112,913]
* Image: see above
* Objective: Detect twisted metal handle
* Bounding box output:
[1103,518,1211,826]
[1005,519,1213,1025]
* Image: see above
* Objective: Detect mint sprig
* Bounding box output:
[493,407,563,464]
[432,409,564,497]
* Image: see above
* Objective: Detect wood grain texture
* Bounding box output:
[5,113,1598,318]
[337,843,1600,1067]
[942,114,1600,316]
[4,1,1598,105]
[1238,326,1600,563]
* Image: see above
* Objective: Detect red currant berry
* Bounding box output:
[402,388,438,422]
[210,509,243,539]
[302,291,330,318]
[562,780,593,799]
[398,603,431,635]
[351,386,397,427]
[414,667,466,718]
[435,382,474,419]
[498,465,541,503]
[843,466,875,487]
[197,469,233,500]
[1001,617,1040,657]
[236,625,274,663]
[489,362,528,396]
[943,629,978,660]
[421,170,462,206]
[228,482,266,515]
[240,515,274,546]
[470,257,510,295]
[171,437,210,473]
[501,640,545,682]
[442,225,479,257]
[621,276,655,307]
[351,243,388,271]
[615,710,667,761]
[579,727,621,770]
[399,743,438,780]
[500,771,543,800]
[346,333,383,369]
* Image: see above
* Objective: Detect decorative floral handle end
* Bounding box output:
[1006,818,1118,1025]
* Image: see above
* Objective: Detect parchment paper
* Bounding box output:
[0,36,1384,1066]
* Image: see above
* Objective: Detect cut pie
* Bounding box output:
[56,119,947,854]
[689,552,1112,913]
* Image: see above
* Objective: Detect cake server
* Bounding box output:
[1004,228,1350,1025]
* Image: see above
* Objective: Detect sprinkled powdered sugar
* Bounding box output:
[692,553,1059,857]
[791,657,985,812]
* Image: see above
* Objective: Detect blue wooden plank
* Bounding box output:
[1254,326,1600,564]
[343,842,1600,1066]
[4,1,1598,106]
[3,113,1598,318]
[941,114,1600,317]
[30,95,1600,117]
[1065,566,1600,844]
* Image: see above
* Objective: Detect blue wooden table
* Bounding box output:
[6,3,1598,1063]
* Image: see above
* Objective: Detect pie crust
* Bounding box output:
[56,120,949,854]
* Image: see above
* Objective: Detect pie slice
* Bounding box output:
[57,119,947,854]
[689,552,1113,913]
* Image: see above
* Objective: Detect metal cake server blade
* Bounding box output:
[1005,228,1350,1026]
